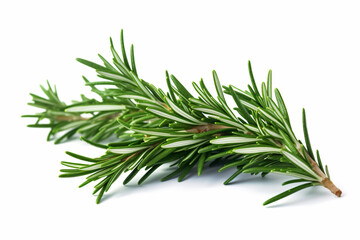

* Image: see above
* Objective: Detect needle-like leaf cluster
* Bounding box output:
[24,30,338,205]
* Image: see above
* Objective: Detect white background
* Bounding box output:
[1,0,359,239]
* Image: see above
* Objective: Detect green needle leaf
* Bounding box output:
[274,88,289,121]
[230,86,256,125]
[96,187,106,204]
[138,165,161,185]
[316,150,325,173]
[302,108,315,159]
[166,71,176,102]
[76,58,110,72]
[263,183,314,206]
[65,104,126,113]
[325,165,331,179]
[123,167,140,185]
[130,44,138,76]
[267,69,272,98]
[213,70,225,101]
[282,179,311,186]
[197,154,206,176]
[224,168,243,185]
[170,74,193,100]
[120,29,131,70]
[248,61,260,98]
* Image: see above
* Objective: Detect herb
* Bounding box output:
[23,30,341,205]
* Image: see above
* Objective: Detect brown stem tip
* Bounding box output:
[321,178,342,197]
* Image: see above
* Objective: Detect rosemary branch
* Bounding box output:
[23,30,341,205]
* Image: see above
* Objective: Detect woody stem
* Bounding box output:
[298,145,342,197]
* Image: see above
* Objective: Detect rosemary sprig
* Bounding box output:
[24,30,342,205]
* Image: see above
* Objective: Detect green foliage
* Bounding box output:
[24,30,334,205]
